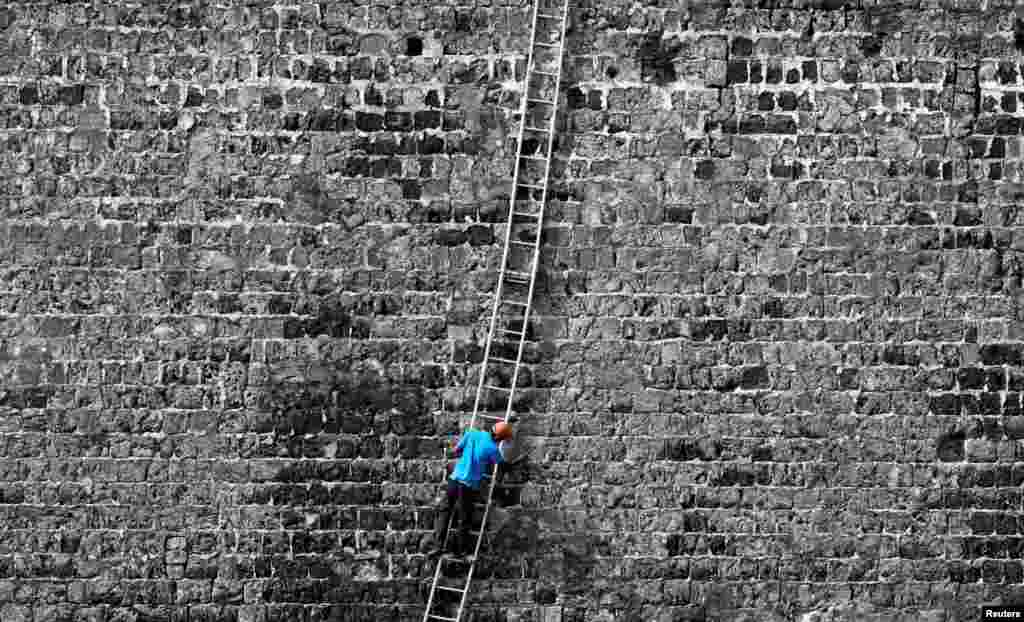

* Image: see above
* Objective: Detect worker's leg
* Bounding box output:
[430,480,458,555]
[455,482,478,556]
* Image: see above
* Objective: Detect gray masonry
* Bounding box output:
[1,0,1024,620]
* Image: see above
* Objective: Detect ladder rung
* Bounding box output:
[534,42,560,48]
[436,585,465,593]
[477,414,505,421]
[498,328,524,336]
[538,13,561,19]
[502,300,528,307]
[510,240,536,246]
[512,211,541,219]
[489,356,519,365]
[524,126,550,133]
[505,269,531,281]
[519,154,547,160]
[429,616,457,621]
[484,384,511,391]
[527,97,555,105]
[517,182,545,190]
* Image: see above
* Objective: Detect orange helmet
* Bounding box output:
[493,421,513,441]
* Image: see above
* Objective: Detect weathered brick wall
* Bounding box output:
[2,0,1024,620]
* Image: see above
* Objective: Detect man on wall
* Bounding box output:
[427,421,515,561]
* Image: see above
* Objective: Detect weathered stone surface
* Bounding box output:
[0,0,1022,620]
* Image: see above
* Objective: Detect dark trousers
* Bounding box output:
[433,480,478,555]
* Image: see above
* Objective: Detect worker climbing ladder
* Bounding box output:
[421,1,570,621]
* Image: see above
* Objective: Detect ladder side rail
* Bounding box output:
[461,1,571,617]
[422,543,448,620]
[462,465,499,606]
[467,0,542,435]
[457,0,561,616]
[452,0,548,618]
[473,467,501,563]
[424,441,458,621]
[503,0,569,418]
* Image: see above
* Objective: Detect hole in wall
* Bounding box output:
[406,36,423,56]
[936,430,965,462]
[521,137,541,155]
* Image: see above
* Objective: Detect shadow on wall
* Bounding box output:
[260,300,433,438]
[486,503,701,622]
[245,302,437,591]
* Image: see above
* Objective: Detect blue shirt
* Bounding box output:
[450,429,503,489]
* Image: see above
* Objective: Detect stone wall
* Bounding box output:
[1,0,1023,620]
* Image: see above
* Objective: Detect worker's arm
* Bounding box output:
[491,438,508,471]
